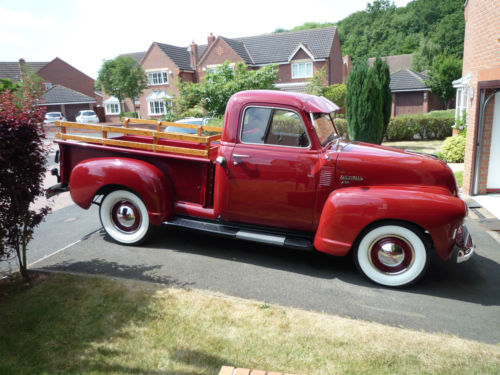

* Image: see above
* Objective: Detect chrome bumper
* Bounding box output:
[453,224,475,263]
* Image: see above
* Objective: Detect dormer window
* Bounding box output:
[147,70,169,85]
[292,61,313,79]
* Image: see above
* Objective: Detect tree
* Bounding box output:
[0,79,49,281]
[323,83,347,114]
[174,61,279,118]
[427,55,462,109]
[372,57,392,142]
[411,37,442,72]
[306,68,328,96]
[0,78,21,93]
[345,61,384,143]
[97,56,147,114]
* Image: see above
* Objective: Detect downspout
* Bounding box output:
[473,89,499,195]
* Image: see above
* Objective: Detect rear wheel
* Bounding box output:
[99,190,153,245]
[354,223,429,287]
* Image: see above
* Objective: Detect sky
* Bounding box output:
[0,0,412,79]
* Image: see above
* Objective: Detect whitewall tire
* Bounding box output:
[354,224,429,287]
[99,190,153,245]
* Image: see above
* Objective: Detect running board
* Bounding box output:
[163,217,313,251]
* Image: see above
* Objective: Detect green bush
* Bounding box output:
[384,114,454,141]
[334,118,349,139]
[331,113,453,142]
[440,133,466,163]
[120,111,137,119]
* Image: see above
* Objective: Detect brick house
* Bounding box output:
[0,57,101,120]
[104,27,344,121]
[369,54,445,116]
[454,0,500,195]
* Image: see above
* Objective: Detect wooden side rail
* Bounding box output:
[55,120,220,158]
[124,117,222,136]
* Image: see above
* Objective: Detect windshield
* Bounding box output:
[81,111,95,116]
[311,112,339,146]
[46,112,61,117]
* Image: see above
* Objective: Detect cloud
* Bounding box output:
[0,7,55,28]
[0,31,28,46]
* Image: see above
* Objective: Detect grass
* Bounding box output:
[455,170,464,187]
[1,274,499,375]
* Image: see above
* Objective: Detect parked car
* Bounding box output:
[48,90,473,288]
[76,110,99,123]
[44,112,67,124]
[165,118,211,134]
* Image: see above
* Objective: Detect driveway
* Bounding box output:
[14,199,500,345]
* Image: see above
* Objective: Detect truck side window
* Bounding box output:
[267,110,310,147]
[241,107,309,147]
[241,107,272,144]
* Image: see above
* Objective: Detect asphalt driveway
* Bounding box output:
[18,200,500,345]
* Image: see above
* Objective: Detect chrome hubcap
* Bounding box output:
[369,236,414,274]
[116,205,136,228]
[377,242,405,267]
[111,200,140,233]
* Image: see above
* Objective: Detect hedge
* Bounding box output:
[334,112,453,142]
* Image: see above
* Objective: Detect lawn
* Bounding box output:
[1,274,499,375]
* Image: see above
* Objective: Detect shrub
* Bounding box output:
[334,118,349,139]
[384,114,454,141]
[0,81,49,281]
[440,133,466,163]
[120,111,137,119]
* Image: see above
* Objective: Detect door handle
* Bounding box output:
[233,154,250,166]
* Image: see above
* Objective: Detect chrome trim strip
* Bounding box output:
[236,231,286,246]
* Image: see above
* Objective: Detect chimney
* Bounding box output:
[189,40,198,68]
[18,58,26,82]
[207,32,216,47]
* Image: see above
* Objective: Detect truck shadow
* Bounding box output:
[138,226,500,307]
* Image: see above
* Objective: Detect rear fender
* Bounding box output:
[69,158,174,225]
[313,186,467,260]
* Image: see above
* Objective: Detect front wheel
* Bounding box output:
[354,223,429,287]
[99,190,153,245]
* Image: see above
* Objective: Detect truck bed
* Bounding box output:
[55,119,221,208]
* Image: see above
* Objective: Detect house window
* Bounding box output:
[147,71,169,85]
[149,100,166,115]
[292,62,313,79]
[45,82,52,89]
[455,86,469,128]
[105,103,120,115]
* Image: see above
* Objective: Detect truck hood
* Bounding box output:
[334,141,458,195]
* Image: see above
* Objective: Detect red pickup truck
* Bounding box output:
[48,90,473,287]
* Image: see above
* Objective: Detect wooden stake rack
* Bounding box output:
[55,118,222,158]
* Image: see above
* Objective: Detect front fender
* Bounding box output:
[69,158,174,225]
[313,186,467,260]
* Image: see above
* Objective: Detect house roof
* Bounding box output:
[219,37,254,64]
[233,27,337,65]
[119,51,146,63]
[40,84,96,105]
[0,61,49,82]
[368,54,413,74]
[156,42,194,71]
[390,69,429,92]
